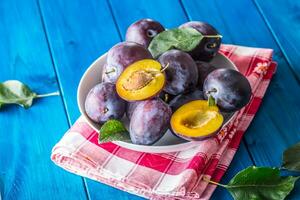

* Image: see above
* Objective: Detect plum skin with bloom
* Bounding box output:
[85,82,126,123]
[126,18,165,48]
[203,68,252,112]
[129,98,172,145]
[158,49,198,95]
[102,42,152,83]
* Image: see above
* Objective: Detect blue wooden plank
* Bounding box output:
[108,0,188,39]
[254,0,300,82]
[0,0,87,199]
[37,0,122,124]
[37,0,144,199]
[108,0,254,199]
[181,0,300,198]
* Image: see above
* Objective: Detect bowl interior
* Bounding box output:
[77,53,237,152]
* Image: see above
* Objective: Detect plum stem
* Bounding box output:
[103,107,109,114]
[105,68,116,74]
[161,63,170,72]
[202,34,223,39]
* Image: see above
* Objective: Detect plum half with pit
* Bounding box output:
[85,82,126,123]
[130,98,172,145]
[126,18,165,48]
[158,50,198,95]
[203,68,251,112]
[179,21,221,61]
[102,42,152,83]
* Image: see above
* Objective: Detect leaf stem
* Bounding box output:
[36,91,60,98]
[202,177,227,188]
[203,34,223,38]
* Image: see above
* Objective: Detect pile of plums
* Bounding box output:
[85,19,251,145]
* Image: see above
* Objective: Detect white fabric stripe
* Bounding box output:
[104,155,136,180]
[154,169,196,195]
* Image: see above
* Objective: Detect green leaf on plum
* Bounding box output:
[282,141,300,172]
[148,28,203,58]
[0,80,59,109]
[99,119,130,143]
[224,166,299,200]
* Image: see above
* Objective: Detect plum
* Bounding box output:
[126,18,165,48]
[85,82,126,123]
[102,42,152,83]
[129,98,172,145]
[158,50,198,95]
[179,21,221,61]
[126,101,141,120]
[169,89,204,111]
[203,69,251,112]
[196,61,217,88]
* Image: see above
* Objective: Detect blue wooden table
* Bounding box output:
[1,0,300,199]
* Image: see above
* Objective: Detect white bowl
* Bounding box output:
[77,52,237,153]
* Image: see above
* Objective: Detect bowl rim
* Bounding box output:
[77,52,238,153]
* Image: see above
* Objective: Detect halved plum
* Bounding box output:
[171,100,223,141]
[116,59,165,101]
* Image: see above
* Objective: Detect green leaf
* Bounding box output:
[0,80,59,110]
[99,119,130,143]
[148,28,203,58]
[282,141,300,172]
[0,80,37,109]
[225,166,299,200]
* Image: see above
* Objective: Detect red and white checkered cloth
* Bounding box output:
[51,45,276,200]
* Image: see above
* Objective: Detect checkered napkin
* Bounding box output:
[51,45,276,200]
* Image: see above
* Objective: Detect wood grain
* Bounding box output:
[0,0,87,199]
[254,0,300,81]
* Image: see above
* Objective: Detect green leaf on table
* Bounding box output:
[99,119,130,143]
[0,80,59,110]
[282,141,300,172]
[224,166,299,200]
[148,28,203,58]
[0,80,37,109]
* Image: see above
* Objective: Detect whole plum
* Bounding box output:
[196,61,217,88]
[169,89,204,111]
[179,21,221,61]
[203,69,251,112]
[102,42,152,83]
[85,82,126,123]
[126,18,165,48]
[126,101,141,120]
[130,98,172,145]
[158,50,198,95]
